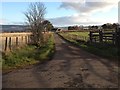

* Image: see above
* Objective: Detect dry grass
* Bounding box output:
[0,32,31,37]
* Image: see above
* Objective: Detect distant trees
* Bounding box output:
[68,25,80,30]
[112,23,118,29]
[101,24,107,29]
[101,23,119,29]
[42,20,54,32]
[67,23,119,31]
[88,23,119,30]
[87,25,98,30]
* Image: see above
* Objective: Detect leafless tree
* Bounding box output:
[24,2,46,47]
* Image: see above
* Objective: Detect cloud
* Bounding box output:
[49,13,118,27]
[49,0,118,26]
[59,1,118,14]
[49,14,103,27]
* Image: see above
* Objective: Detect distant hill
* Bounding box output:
[0,25,29,32]
[0,25,69,33]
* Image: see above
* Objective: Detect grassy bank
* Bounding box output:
[2,33,55,72]
[58,32,118,60]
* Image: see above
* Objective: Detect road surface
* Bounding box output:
[2,34,119,88]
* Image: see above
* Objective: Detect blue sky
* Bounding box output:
[1,0,119,26]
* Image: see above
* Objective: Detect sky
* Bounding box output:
[0,0,119,27]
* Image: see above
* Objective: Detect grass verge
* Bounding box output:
[58,32,119,60]
[2,33,55,72]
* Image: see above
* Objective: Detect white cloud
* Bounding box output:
[59,1,118,14]
[50,0,118,26]
[49,14,103,27]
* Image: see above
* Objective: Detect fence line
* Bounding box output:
[1,33,31,52]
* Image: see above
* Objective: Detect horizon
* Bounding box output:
[1,0,119,27]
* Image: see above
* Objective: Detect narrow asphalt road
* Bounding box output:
[2,33,119,88]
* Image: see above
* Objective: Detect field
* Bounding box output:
[65,31,89,37]
[60,31,89,42]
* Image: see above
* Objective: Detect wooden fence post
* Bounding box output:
[9,37,12,50]
[28,35,30,44]
[16,37,18,46]
[4,37,8,51]
[25,36,27,44]
[21,36,23,43]
[99,30,103,43]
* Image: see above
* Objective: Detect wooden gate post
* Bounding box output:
[89,31,92,42]
[115,27,120,61]
[116,27,120,47]
[99,30,103,43]
[115,27,119,45]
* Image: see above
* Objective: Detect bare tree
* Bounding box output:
[24,2,46,47]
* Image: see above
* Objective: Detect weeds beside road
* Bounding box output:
[2,33,55,72]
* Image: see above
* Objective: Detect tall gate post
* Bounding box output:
[99,30,103,43]
[116,27,120,59]
[89,31,92,43]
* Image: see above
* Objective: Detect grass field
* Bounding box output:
[60,31,89,42]
[66,32,89,37]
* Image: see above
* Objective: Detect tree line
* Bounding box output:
[89,23,119,29]
[68,23,119,30]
